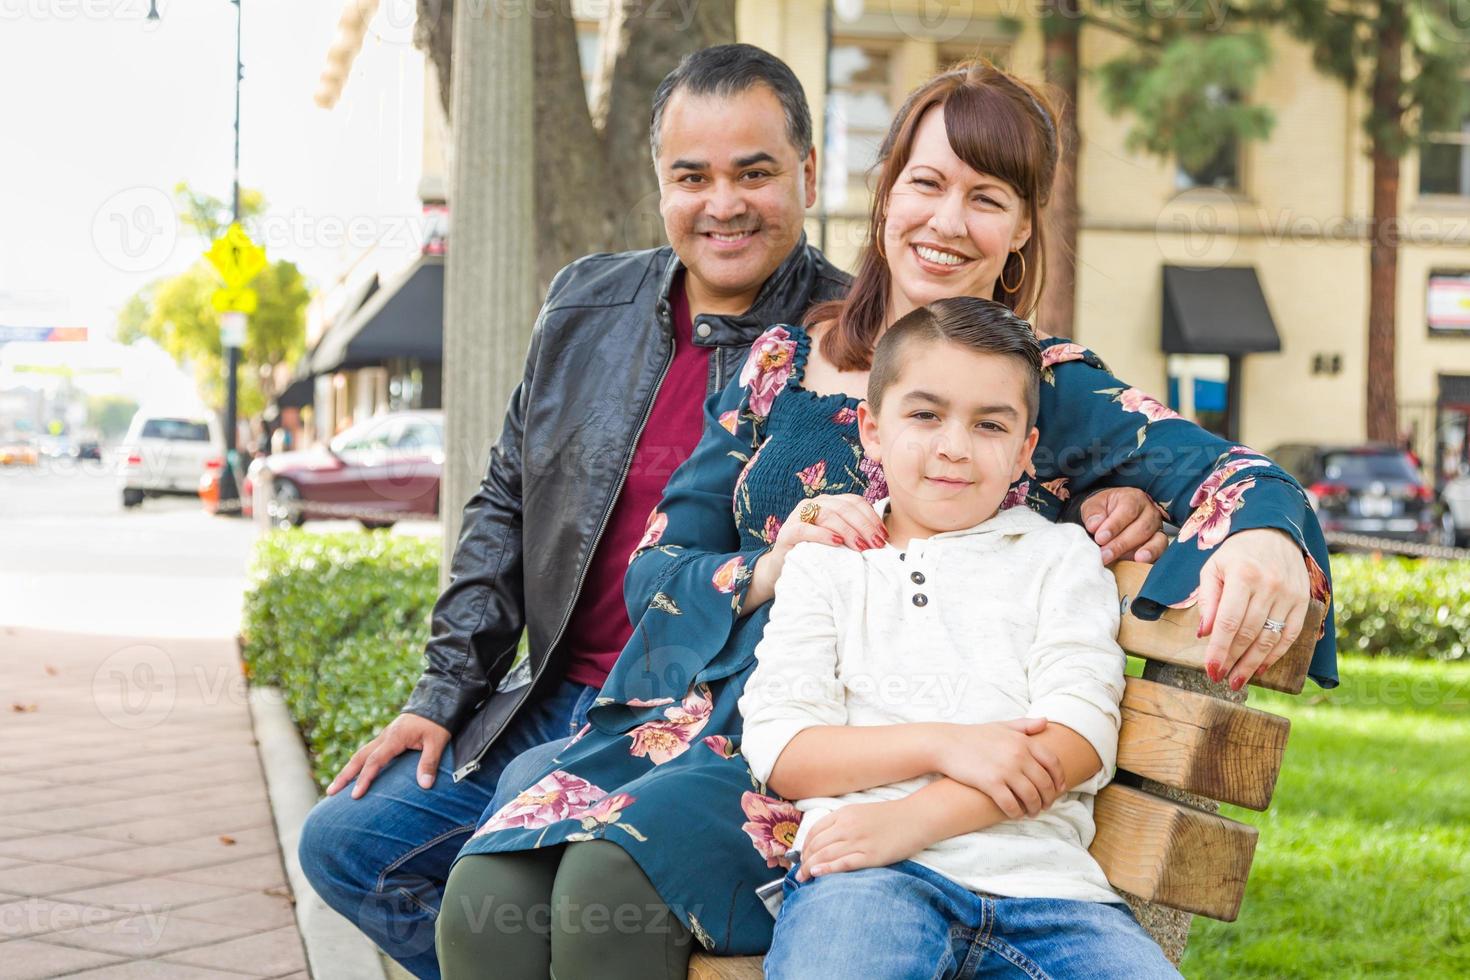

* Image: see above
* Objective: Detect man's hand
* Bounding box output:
[1080,487,1168,565]
[327,713,452,799]
[794,798,932,881]
[933,718,1066,820]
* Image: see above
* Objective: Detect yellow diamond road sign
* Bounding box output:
[205,223,267,290]
[211,286,258,315]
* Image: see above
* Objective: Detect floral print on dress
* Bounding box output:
[474,770,607,837]
[1179,477,1256,550]
[650,592,682,615]
[741,792,803,869]
[739,326,798,418]
[627,684,714,764]
[858,454,888,504]
[1001,479,1032,511]
[1106,386,1184,425]
[1041,477,1071,502]
[796,460,828,496]
[1041,342,1088,368]
[719,409,741,435]
[831,406,858,425]
[761,515,782,543]
[703,735,739,759]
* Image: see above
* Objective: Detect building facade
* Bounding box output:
[740,0,1470,486]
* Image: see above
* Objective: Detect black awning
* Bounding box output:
[1161,265,1281,356]
[275,374,314,410]
[311,255,444,374]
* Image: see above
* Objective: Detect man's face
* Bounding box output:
[858,339,1038,539]
[655,84,817,312]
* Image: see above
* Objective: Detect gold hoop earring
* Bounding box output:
[1000,249,1026,294]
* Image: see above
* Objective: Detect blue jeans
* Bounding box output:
[766,860,1181,980]
[297,679,599,980]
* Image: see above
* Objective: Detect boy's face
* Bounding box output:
[858,339,1039,540]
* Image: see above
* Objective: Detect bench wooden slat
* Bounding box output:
[1111,561,1324,695]
[688,954,762,980]
[1117,676,1291,811]
[1088,783,1258,922]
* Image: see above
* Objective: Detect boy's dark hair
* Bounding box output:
[649,44,813,160]
[867,297,1042,428]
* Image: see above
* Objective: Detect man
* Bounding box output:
[297,45,848,978]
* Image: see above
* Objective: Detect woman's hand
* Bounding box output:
[1080,488,1168,564]
[933,718,1066,820]
[1197,528,1310,691]
[746,494,886,610]
[794,798,931,880]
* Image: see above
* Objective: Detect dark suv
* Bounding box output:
[1268,443,1443,546]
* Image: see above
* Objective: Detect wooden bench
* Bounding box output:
[689,560,1327,977]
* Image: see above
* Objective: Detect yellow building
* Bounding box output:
[741,0,1470,484]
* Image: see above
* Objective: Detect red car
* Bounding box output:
[246,411,443,529]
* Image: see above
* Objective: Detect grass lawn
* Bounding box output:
[1178,654,1470,978]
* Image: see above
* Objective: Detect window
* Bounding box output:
[825,41,896,210]
[1419,110,1470,197]
[1175,87,1242,192]
[141,419,210,442]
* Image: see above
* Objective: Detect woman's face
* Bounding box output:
[882,107,1032,323]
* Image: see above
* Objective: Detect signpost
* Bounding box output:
[204,221,265,512]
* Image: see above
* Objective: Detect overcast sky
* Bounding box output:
[0,0,428,338]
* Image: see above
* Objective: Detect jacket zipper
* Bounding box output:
[453,328,677,782]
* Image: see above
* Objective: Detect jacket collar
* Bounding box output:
[657,235,823,348]
[873,497,1050,542]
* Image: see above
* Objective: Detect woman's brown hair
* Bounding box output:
[807,61,1060,371]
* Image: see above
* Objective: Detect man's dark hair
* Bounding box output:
[867,297,1043,428]
[649,44,813,160]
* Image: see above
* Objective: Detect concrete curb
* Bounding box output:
[248,684,389,980]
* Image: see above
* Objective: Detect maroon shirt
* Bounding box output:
[561,275,712,688]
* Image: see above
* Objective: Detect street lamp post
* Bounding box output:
[218,0,245,511]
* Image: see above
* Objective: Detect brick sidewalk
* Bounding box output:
[0,626,309,980]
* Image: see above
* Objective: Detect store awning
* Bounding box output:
[275,374,314,410]
[310,255,443,374]
[1161,265,1281,356]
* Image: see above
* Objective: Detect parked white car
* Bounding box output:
[118,407,223,508]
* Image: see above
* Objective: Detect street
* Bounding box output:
[2,462,258,639]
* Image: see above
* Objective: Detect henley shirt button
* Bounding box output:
[899,552,906,561]
[696,322,712,339]
[910,571,925,585]
[912,593,928,607]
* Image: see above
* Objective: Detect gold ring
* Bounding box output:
[799,500,821,524]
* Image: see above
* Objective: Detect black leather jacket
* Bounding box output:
[403,238,851,780]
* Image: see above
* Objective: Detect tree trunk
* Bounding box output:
[438,0,537,573]
[417,0,737,294]
[1039,0,1080,339]
[1366,7,1404,443]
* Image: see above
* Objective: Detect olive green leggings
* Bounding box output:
[436,841,694,980]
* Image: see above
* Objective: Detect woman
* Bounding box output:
[437,62,1336,979]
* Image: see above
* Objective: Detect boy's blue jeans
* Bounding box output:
[767,860,1182,979]
[296,679,598,980]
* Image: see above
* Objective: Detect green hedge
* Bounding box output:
[239,535,1468,789]
[1332,554,1470,661]
[241,531,440,787]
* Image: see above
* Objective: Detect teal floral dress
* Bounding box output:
[453,323,1338,955]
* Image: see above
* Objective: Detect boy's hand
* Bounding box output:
[794,798,931,881]
[935,719,1067,820]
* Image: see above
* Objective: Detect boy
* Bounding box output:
[737,297,1180,978]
